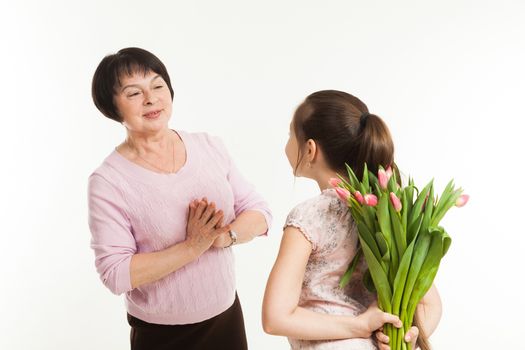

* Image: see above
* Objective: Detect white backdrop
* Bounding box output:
[1,1,524,349]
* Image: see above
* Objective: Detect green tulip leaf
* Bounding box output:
[360,237,392,312]
[363,269,376,293]
[339,248,362,288]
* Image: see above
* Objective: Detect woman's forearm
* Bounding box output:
[232,210,268,242]
[214,210,268,247]
[129,240,196,289]
[263,306,366,340]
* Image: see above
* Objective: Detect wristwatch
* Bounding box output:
[226,230,238,248]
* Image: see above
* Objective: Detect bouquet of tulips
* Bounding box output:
[330,165,468,350]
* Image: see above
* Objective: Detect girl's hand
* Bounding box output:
[186,198,230,256]
[356,302,402,338]
[375,326,419,350]
[405,326,419,349]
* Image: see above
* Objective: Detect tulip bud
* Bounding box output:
[386,166,393,178]
[422,193,429,210]
[378,169,389,189]
[354,191,365,205]
[335,188,351,203]
[455,194,469,207]
[364,194,378,207]
[328,177,342,188]
[390,192,402,212]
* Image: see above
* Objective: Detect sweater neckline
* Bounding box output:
[107,129,196,184]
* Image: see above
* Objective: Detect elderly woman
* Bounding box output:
[88,47,271,350]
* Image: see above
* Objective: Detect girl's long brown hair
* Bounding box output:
[293,90,430,350]
[293,90,396,177]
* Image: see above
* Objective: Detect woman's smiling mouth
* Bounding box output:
[143,110,162,119]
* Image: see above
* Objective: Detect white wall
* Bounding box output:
[1,0,523,349]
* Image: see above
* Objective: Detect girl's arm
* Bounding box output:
[262,226,401,340]
[415,284,442,336]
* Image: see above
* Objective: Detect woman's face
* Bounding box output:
[113,70,173,134]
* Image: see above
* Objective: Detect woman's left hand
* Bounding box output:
[375,326,419,350]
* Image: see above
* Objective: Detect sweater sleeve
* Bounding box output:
[88,174,136,295]
[208,134,272,235]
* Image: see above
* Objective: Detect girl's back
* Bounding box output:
[285,189,376,349]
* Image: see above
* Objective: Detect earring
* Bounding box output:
[307,162,312,168]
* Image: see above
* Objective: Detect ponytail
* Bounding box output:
[347,111,394,178]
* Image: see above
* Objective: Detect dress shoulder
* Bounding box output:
[284,190,350,252]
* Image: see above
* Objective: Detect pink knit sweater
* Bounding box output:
[88,130,272,325]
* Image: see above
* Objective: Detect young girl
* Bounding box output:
[262,91,442,350]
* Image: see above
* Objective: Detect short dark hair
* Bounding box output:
[91,47,174,122]
[293,90,396,179]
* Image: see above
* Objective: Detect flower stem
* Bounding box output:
[384,324,389,345]
[392,324,397,349]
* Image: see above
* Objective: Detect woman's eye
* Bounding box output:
[128,92,140,97]
[154,85,164,89]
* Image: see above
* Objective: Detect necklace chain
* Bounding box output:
[128,134,176,174]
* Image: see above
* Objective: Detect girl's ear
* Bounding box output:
[305,139,318,163]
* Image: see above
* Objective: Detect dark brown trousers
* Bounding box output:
[128,293,248,350]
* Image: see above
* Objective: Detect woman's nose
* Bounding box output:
[143,90,158,105]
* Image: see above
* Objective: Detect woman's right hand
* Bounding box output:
[355,302,402,338]
[185,198,230,257]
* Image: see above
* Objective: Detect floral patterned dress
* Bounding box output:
[284,189,377,350]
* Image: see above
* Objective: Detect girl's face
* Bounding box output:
[285,121,302,174]
[113,70,173,134]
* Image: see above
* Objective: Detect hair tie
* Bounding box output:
[360,111,370,128]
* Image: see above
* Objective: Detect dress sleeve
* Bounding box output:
[283,201,321,251]
[208,135,272,235]
[88,174,136,295]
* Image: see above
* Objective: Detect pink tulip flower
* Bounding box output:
[354,191,365,205]
[378,169,389,189]
[335,188,351,203]
[328,177,342,188]
[390,192,402,212]
[364,194,378,207]
[455,194,469,207]
[386,166,393,178]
